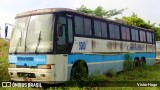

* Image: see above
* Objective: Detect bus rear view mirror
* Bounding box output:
[5,26,8,38]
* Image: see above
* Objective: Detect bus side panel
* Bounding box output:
[67,53,156,80]
[71,37,155,53]
[67,37,156,80]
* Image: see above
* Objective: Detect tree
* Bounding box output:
[76,5,93,15]
[76,5,160,40]
[121,13,160,41]
[76,5,126,18]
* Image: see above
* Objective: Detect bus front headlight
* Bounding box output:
[37,64,51,69]
[9,64,16,68]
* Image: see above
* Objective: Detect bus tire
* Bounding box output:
[70,60,88,81]
[133,58,140,67]
[140,57,146,66]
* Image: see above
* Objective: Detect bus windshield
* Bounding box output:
[9,14,54,53]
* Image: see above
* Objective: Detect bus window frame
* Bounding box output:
[101,21,108,39]
[74,15,84,35]
[139,29,147,43]
[152,32,155,44]
[108,23,121,40]
[146,31,152,43]
[92,18,108,39]
[93,20,102,38]
[84,18,92,36]
[120,25,131,41]
[74,14,93,38]
[64,11,155,44]
[131,28,140,42]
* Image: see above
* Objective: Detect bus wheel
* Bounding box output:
[70,60,88,81]
[140,57,146,66]
[133,58,139,67]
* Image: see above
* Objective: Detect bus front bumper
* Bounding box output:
[8,68,52,82]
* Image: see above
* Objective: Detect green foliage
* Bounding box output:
[124,53,132,61]
[88,69,109,81]
[121,13,160,40]
[105,9,126,18]
[0,39,9,53]
[71,60,88,81]
[140,58,147,67]
[123,53,133,71]
[88,74,107,81]
[0,39,10,81]
[91,68,100,75]
[93,6,107,17]
[121,13,149,28]
[105,69,116,77]
[0,56,10,81]
[76,5,126,18]
[76,5,93,15]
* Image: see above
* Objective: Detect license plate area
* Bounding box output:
[17,72,36,78]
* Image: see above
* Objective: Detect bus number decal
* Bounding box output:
[79,42,86,50]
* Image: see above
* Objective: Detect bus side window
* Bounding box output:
[146,32,152,43]
[94,20,101,37]
[121,26,126,40]
[135,29,139,41]
[143,31,146,42]
[84,18,92,36]
[131,29,139,41]
[121,26,130,40]
[109,24,114,39]
[126,28,130,40]
[115,25,120,39]
[101,22,107,38]
[152,33,155,43]
[131,29,135,41]
[75,16,84,35]
[140,30,143,42]
[139,30,146,42]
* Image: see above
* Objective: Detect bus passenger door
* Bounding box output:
[56,15,73,54]
[56,16,68,54]
[66,16,73,53]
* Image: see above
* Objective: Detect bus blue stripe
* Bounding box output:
[68,53,156,64]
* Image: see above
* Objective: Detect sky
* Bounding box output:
[0,0,160,38]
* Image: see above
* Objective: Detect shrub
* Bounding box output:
[105,69,116,77]
[123,53,133,71]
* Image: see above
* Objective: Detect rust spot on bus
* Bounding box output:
[120,42,123,51]
[115,42,117,50]
[92,40,96,50]
[112,41,116,50]
[146,44,148,51]
[107,41,112,50]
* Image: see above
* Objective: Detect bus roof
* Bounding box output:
[16,8,153,32]
[15,8,76,18]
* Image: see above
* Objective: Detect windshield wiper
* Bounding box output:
[35,31,41,54]
[14,30,22,54]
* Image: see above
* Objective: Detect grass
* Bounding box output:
[114,64,160,81]
[1,38,160,89]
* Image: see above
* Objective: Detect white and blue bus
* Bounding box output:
[8,8,156,82]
